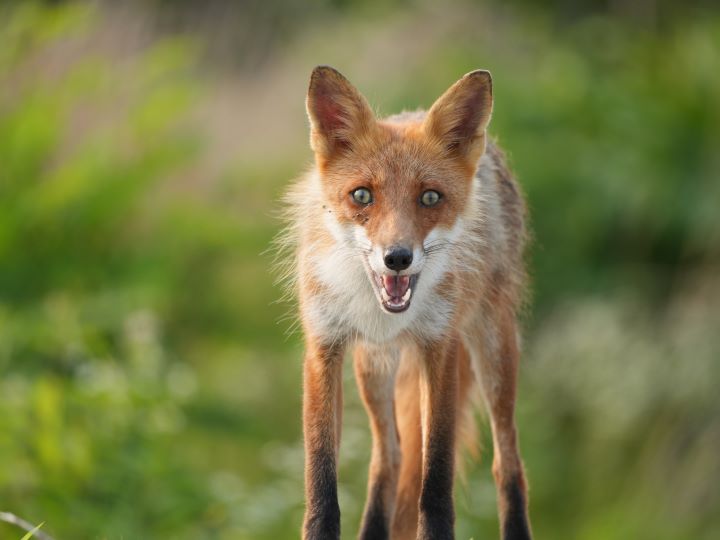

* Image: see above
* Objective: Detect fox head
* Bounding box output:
[305,66,493,315]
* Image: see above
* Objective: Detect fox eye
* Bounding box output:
[420,190,441,207]
[351,187,373,205]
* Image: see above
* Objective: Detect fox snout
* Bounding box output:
[360,241,423,314]
[383,246,413,272]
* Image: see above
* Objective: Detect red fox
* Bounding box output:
[281,66,532,540]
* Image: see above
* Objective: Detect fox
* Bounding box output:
[280,66,532,540]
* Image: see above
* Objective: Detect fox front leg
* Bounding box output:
[302,339,344,540]
[416,338,460,540]
[354,344,401,539]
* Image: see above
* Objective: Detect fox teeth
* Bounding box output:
[380,287,412,305]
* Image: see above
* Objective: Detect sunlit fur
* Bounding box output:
[279,66,532,540]
[281,142,522,346]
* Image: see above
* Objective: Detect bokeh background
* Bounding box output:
[1,0,719,538]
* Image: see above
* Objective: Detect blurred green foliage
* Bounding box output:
[0,1,719,539]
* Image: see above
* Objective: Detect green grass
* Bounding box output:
[0,1,719,539]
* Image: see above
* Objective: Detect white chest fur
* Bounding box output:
[304,226,452,345]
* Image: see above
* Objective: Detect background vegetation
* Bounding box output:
[1,1,718,538]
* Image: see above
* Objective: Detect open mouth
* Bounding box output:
[372,272,419,313]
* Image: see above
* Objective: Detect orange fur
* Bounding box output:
[282,66,532,540]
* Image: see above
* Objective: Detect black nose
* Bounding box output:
[384,246,413,271]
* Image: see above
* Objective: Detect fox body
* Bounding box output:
[283,66,532,540]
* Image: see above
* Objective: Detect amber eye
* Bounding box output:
[420,190,441,207]
[352,187,373,205]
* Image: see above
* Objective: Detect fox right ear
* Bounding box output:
[306,66,375,163]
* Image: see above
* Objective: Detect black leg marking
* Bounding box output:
[305,451,341,540]
[502,475,532,540]
[305,502,340,540]
[418,446,455,540]
[358,493,389,540]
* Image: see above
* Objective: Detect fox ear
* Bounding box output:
[306,66,375,162]
[423,70,493,165]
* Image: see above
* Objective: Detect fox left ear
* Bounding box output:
[306,66,376,164]
[423,70,493,165]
